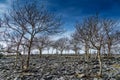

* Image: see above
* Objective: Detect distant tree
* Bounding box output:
[46,40,53,54]
[73,15,120,76]
[74,20,90,61]
[65,42,71,54]
[70,34,81,55]
[51,41,59,54]
[102,19,118,58]
[111,31,120,54]
[55,37,68,56]
[33,35,51,58]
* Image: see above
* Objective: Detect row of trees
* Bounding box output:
[0,0,120,76]
[73,15,120,76]
[0,0,63,70]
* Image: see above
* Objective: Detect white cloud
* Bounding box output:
[0,3,7,14]
[51,30,74,40]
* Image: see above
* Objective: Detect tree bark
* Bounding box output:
[26,37,33,70]
[15,51,19,67]
[85,43,89,61]
[52,49,54,54]
[75,49,77,55]
[97,49,102,77]
[26,47,31,70]
[47,48,50,54]
[15,33,24,68]
[84,43,89,76]
[108,41,112,58]
[39,48,42,58]
[60,50,63,56]
[21,45,26,70]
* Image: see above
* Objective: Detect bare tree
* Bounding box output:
[51,41,59,54]
[2,31,26,68]
[75,15,106,76]
[55,37,68,56]
[3,13,26,67]
[65,41,71,54]
[102,19,118,58]
[70,35,81,55]
[87,15,105,76]
[110,31,120,54]
[74,21,90,61]
[33,35,51,58]
[4,0,63,70]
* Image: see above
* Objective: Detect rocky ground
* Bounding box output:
[0,54,120,80]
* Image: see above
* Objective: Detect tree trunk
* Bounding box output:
[39,48,42,58]
[56,49,58,54]
[97,49,102,77]
[15,34,24,67]
[84,43,89,76]
[60,50,63,56]
[26,47,31,70]
[15,35,23,67]
[68,50,70,54]
[15,47,21,68]
[52,49,54,54]
[26,38,33,70]
[21,45,26,70]
[47,48,50,54]
[21,55,24,71]
[108,41,111,58]
[15,51,19,67]
[85,44,89,61]
[103,45,106,54]
[15,48,22,67]
[75,49,77,55]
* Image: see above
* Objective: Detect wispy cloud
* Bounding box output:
[0,3,7,13]
[51,30,74,40]
[0,0,11,17]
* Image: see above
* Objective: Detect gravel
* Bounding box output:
[0,55,120,80]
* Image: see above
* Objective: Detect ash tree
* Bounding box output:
[4,0,63,70]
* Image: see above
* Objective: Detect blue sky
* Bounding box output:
[0,0,120,33]
[45,0,120,32]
